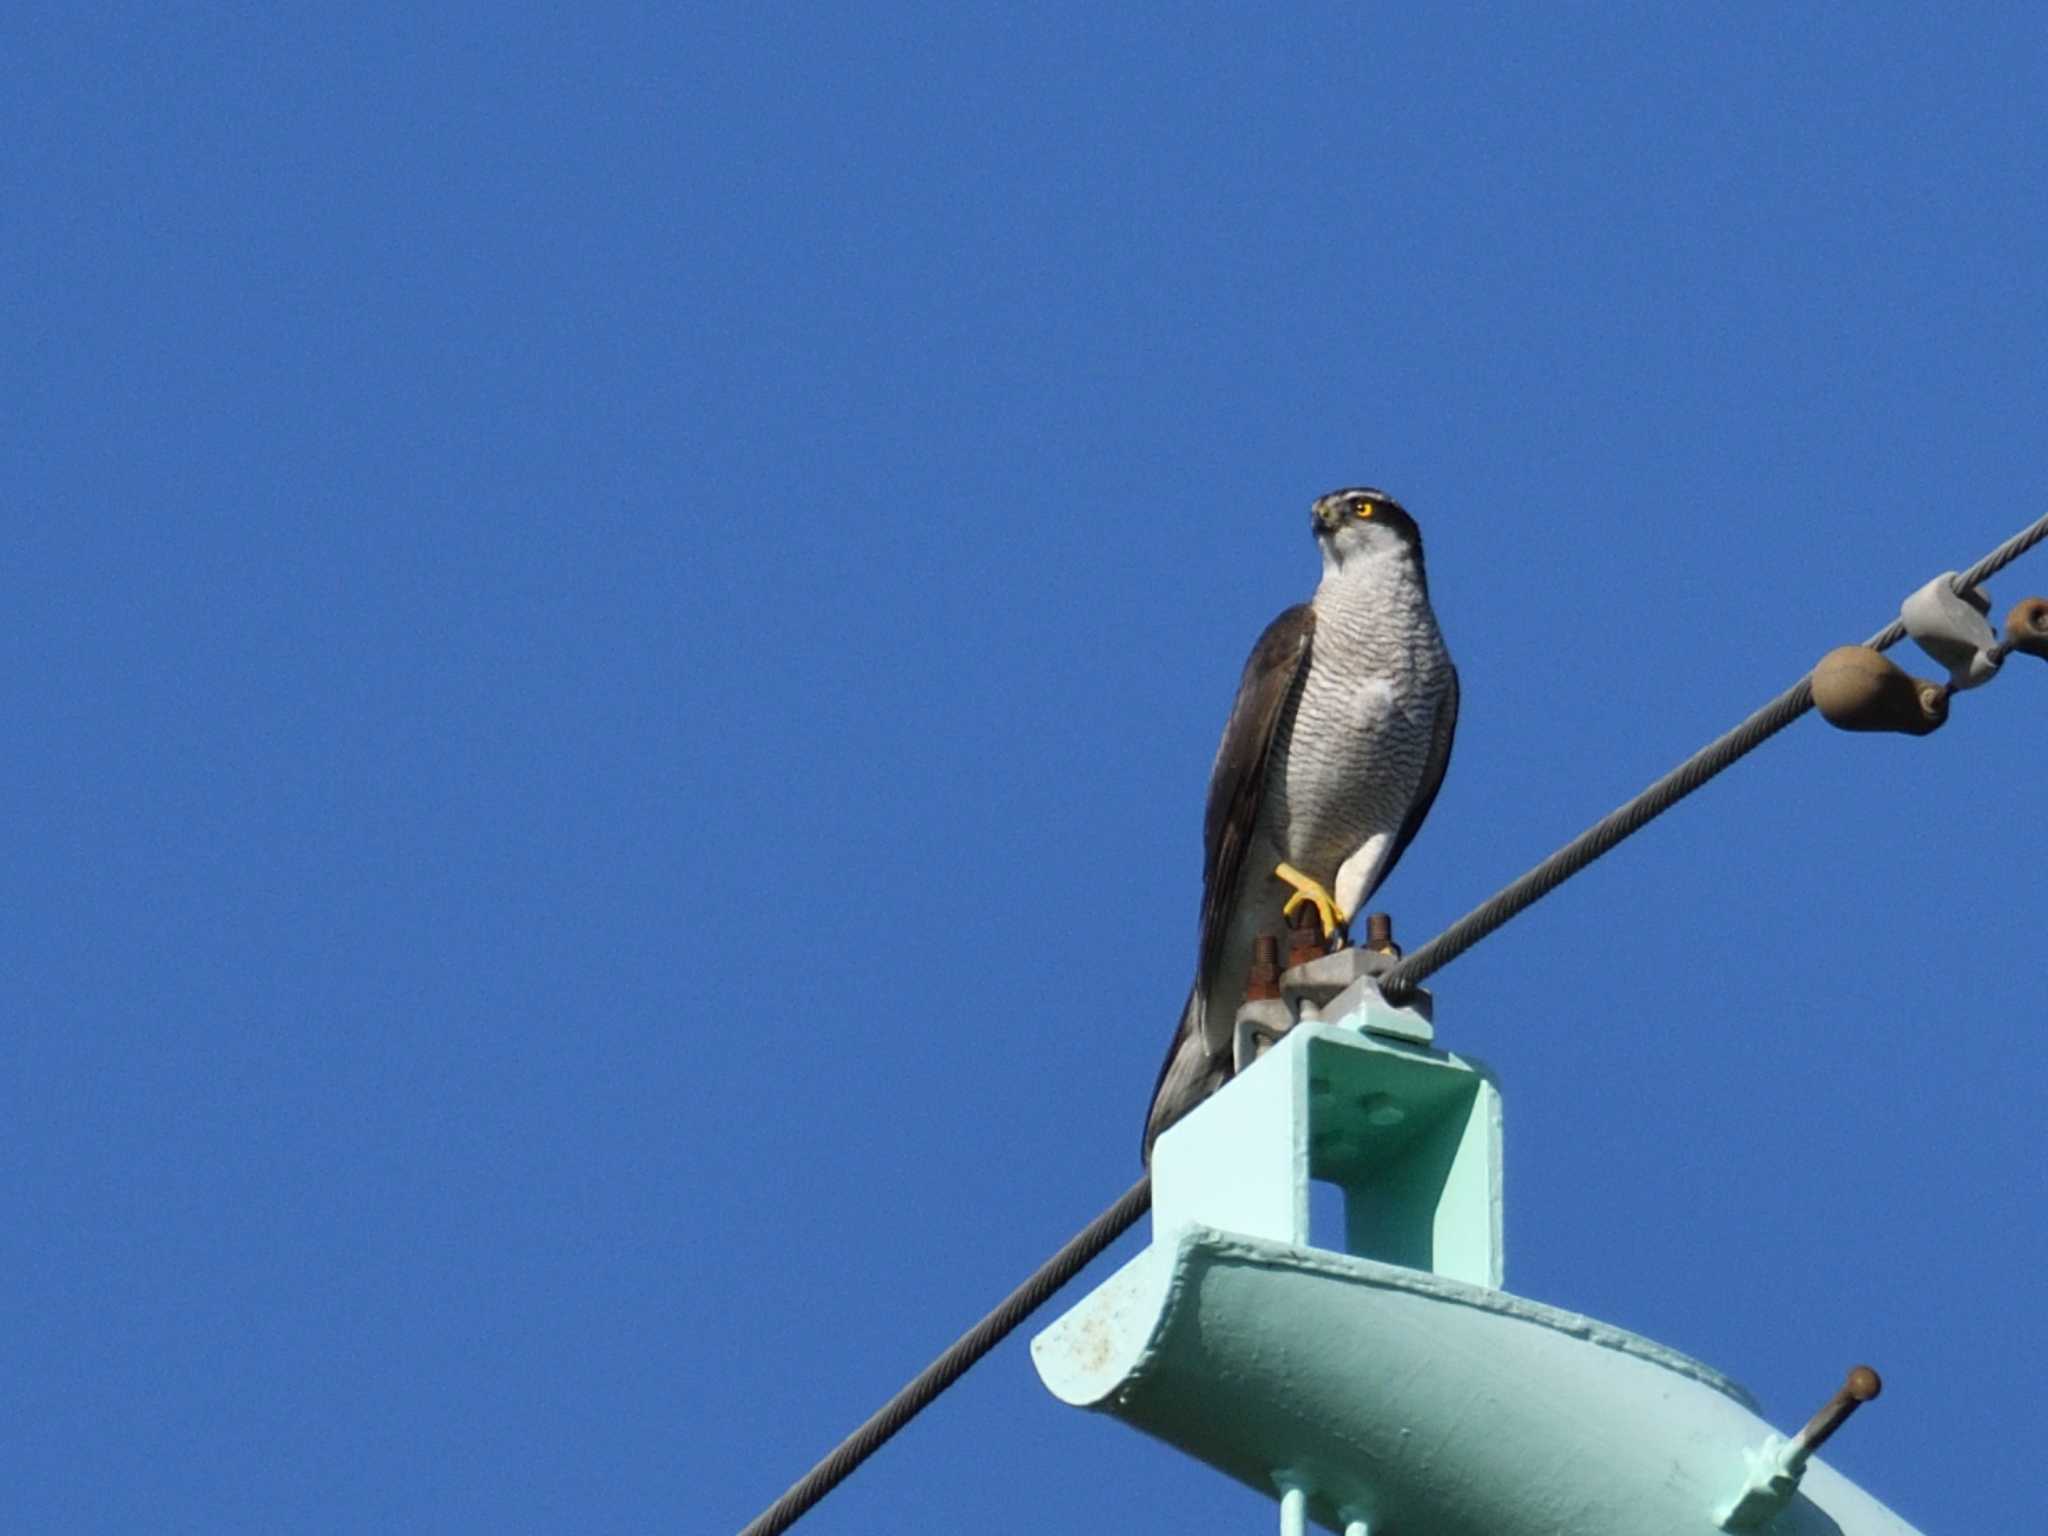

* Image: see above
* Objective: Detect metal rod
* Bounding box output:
[1786,1364,1882,1473]
[1277,1484,1307,1536]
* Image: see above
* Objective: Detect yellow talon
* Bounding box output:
[1273,862,1349,940]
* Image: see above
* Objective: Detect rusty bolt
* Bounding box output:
[1244,934,1282,1002]
[1364,912,1400,957]
[1794,1364,1883,1457]
[1286,904,1327,969]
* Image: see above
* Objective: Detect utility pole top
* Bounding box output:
[1033,976,1918,1536]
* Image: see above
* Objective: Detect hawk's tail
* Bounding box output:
[1142,987,1229,1164]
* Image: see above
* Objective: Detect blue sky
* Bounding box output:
[8,6,2045,1532]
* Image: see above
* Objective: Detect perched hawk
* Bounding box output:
[1144,488,1458,1159]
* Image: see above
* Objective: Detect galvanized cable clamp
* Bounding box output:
[1716,1364,1882,1531]
[1813,574,2048,736]
[1233,913,1433,1068]
[1902,573,2000,689]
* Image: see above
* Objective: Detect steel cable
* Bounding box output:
[1380,509,2048,999]
[736,509,2048,1536]
[736,1175,1153,1536]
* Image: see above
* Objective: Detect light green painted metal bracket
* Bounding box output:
[1033,992,1924,1536]
[1151,1011,1503,1287]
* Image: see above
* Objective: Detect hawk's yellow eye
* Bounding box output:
[1355,502,1375,519]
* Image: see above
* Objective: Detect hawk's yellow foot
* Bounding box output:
[1273,862,1350,942]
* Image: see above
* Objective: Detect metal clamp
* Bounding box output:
[1233,1001,1292,1072]
[1903,573,2001,689]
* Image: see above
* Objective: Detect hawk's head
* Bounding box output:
[1311,487,1425,579]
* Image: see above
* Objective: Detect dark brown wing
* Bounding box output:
[1372,663,1458,900]
[1143,604,1315,1162]
[1195,604,1315,988]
